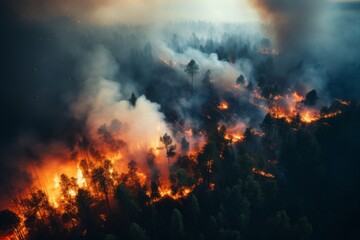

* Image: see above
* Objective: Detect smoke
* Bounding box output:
[7,0,255,24]
[71,45,177,173]
[247,0,326,52]
[8,0,165,24]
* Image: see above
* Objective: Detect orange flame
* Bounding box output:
[218,101,229,110]
[252,168,275,178]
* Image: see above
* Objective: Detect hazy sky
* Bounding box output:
[158,0,258,23]
[7,0,359,25]
[7,0,258,24]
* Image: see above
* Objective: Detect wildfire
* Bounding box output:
[76,166,87,187]
[252,168,275,178]
[250,88,343,124]
[220,123,246,143]
[300,110,320,123]
[158,187,193,200]
[158,55,176,67]
[224,133,244,142]
[218,101,229,110]
[185,129,193,136]
[292,92,305,102]
[321,110,342,119]
[335,98,351,106]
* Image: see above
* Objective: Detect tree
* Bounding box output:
[128,223,149,240]
[185,59,199,96]
[303,89,318,106]
[115,184,139,223]
[59,174,78,226]
[294,217,312,240]
[236,74,246,87]
[170,168,194,195]
[146,151,161,199]
[189,195,200,226]
[129,92,137,106]
[197,142,218,189]
[160,133,177,165]
[0,210,24,240]
[76,189,94,232]
[265,210,293,240]
[0,209,20,231]
[169,209,184,240]
[122,160,142,193]
[180,137,190,153]
[91,167,112,214]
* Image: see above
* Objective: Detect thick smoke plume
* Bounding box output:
[248,0,325,52]
[8,0,165,24]
[7,0,253,24]
[72,46,175,174]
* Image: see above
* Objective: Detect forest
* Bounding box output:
[1,1,360,239]
[1,25,360,239]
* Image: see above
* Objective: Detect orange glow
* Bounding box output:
[224,133,245,142]
[158,55,176,67]
[321,110,342,119]
[300,110,319,123]
[335,98,351,106]
[218,100,229,110]
[76,165,87,187]
[249,88,340,124]
[222,123,246,143]
[14,124,203,215]
[292,92,304,102]
[185,129,193,136]
[153,186,194,202]
[272,95,283,101]
[252,168,275,178]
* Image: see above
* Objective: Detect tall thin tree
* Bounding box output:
[185,59,199,96]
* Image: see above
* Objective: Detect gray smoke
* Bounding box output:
[248,0,326,52]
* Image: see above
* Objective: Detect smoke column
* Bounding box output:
[247,0,326,52]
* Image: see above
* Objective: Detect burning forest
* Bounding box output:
[1,1,360,240]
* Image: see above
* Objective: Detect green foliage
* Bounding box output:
[169,209,184,240]
[128,223,149,240]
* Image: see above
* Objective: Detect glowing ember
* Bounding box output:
[300,111,319,123]
[157,187,193,201]
[224,133,245,142]
[221,123,246,143]
[335,98,351,106]
[252,168,275,178]
[185,129,193,136]
[218,101,229,110]
[321,110,342,119]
